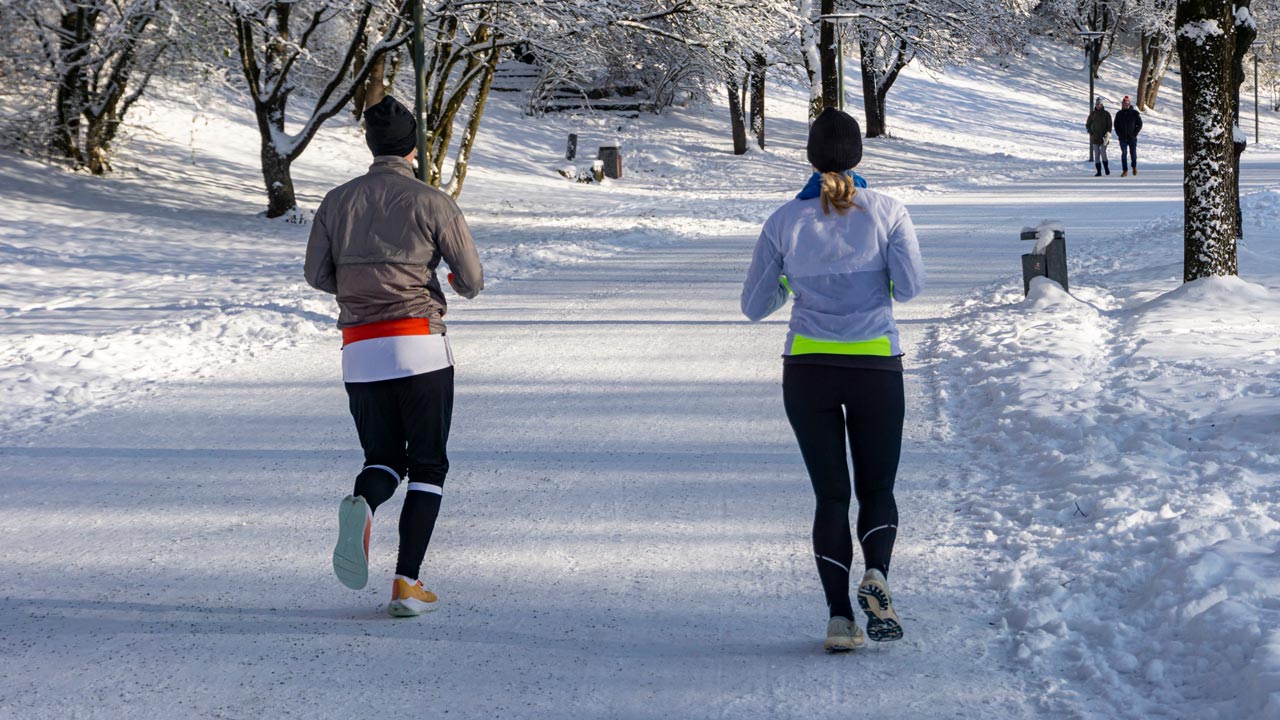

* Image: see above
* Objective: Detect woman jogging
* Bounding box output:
[740,108,925,652]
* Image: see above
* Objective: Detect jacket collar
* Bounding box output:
[369,155,415,177]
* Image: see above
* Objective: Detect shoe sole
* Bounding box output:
[387,598,439,618]
[824,635,866,652]
[858,583,904,642]
[332,495,369,590]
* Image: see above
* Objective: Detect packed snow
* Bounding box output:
[1,41,1278,719]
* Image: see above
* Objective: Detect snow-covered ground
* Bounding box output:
[1,42,1278,718]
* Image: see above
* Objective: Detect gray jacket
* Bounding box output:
[304,156,483,332]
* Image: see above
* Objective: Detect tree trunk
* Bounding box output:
[819,0,839,110]
[84,113,117,175]
[860,41,885,137]
[749,52,766,149]
[1137,35,1154,110]
[262,141,297,219]
[799,0,823,121]
[1138,34,1174,110]
[444,43,500,198]
[1146,48,1173,109]
[1176,0,1239,281]
[727,74,748,155]
[1230,0,1255,240]
[51,4,96,164]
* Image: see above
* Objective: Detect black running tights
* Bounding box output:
[782,364,903,620]
[345,366,453,580]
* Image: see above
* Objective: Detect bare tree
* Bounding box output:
[844,0,1027,138]
[226,0,411,218]
[16,0,168,174]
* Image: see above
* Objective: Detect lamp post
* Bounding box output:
[1078,31,1106,163]
[818,14,859,112]
[1253,41,1265,143]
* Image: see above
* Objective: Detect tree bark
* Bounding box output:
[262,143,297,220]
[1138,34,1174,110]
[749,52,766,149]
[1176,0,1239,281]
[51,3,98,164]
[799,0,823,121]
[445,42,500,198]
[1230,0,1255,240]
[727,73,748,155]
[819,0,839,110]
[859,38,907,139]
[860,40,884,137]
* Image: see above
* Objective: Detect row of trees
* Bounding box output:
[0,0,1176,214]
[0,0,1263,285]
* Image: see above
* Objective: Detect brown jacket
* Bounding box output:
[304,156,483,332]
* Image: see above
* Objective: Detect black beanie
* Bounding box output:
[364,95,418,158]
[806,108,863,173]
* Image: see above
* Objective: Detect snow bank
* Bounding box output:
[932,195,1280,718]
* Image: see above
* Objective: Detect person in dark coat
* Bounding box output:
[1086,97,1112,177]
[1113,95,1144,177]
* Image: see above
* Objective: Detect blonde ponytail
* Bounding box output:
[819,171,858,216]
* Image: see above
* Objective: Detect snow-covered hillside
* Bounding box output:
[1,41,1278,719]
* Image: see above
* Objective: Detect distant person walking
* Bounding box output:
[1114,95,1143,177]
[1087,97,1113,177]
[304,95,484,617]
[741,108,926,653]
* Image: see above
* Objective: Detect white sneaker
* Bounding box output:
[857,569,904,642]
[332,495,371,590]
[824,616,866,652]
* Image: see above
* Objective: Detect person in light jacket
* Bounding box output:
[741,108,926,652]
[305,95,484,617]
[1087,97,1113,177]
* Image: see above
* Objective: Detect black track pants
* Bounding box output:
[782,364,904,619]
[345,366,453,580]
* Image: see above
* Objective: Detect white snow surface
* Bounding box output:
[2,42,1279,718]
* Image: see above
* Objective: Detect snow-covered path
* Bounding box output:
[4,153,1280,718]
[0,227,1029,718]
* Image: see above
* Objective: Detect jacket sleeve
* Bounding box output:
[304,202,338,295]
[886,204,925,303]
[436,210,484,299]
[1135,113,1143,135]
[740,221,788,321]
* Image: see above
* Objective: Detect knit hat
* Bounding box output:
[364,96,417,158]
[1095,96,1105,106]
[807,108,863,173]
[1122,95,1131,104]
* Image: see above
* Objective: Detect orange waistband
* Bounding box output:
[342,318,432,346]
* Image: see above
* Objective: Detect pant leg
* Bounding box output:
[1129,139,1138,169]
[784,364,855,620]
[393,366,454,579]
[345,380,408,513]
[843,370,904,576]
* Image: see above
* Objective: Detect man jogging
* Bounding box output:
[304,95,484,617]
[1114,95,1143,177]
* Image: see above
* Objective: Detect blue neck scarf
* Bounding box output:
[797,170,867,200]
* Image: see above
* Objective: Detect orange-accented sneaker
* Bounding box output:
[333,495,372,590]
[388,576,439,617]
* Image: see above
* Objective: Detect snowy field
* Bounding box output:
[2,42,1279,718]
